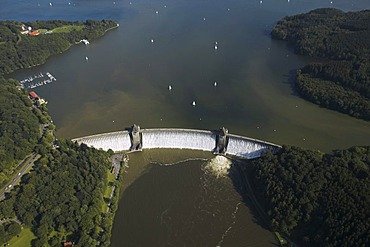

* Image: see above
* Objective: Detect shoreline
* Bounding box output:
[2,21,118,77]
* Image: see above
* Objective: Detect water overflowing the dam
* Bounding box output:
[72,128,280,159]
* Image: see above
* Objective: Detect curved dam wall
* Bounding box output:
[72,128,281,159]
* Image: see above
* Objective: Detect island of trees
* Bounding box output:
[272,8,370,120]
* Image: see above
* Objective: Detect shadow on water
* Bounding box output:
[228,158,277,238]
[113,164,169,247]
[287,68,300,96]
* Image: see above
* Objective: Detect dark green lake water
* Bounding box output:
[7,0,370,152]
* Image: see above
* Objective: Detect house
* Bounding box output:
[29,91,38,100]
[29,31,40,36]
[37,98,47,106]
[29,91,47,105]
[20,24,31,34]
[63,241,74,247]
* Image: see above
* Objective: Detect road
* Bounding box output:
[0,153,38,199]
[0,218,21,225]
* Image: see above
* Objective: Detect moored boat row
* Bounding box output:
[19,72,56,89]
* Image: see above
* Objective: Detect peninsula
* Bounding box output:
[0,19,118,74]
[272,8,370,120]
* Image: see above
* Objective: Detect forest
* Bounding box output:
[271,8,370,120]
[240,145,370,247]
[0,140,115,246]
[0,19,118,74]
[0,77,41,187]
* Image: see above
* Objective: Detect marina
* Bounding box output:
[19,72,56,89]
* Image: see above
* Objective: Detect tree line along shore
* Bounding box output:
[272,8,370,121]
[236,145,369,247]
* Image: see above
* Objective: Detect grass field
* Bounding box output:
[275,231,288,246]
[37,28,48,33]
[8,227,35,247]
[102,169,116,212]
[51,25,84,33]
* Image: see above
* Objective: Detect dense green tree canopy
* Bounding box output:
[245,146,370,247]
[272,8,370,120]
[0,77,40,185]
[0,140,112,246]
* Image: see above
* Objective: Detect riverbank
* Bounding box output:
[104,23,119,33]
[98,153,125,247]
[230,161,290,246]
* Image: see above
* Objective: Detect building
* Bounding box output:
[29,31,40,36]
[29,91,38,100]
[63,241,74,247]
[20,24,31,34]
[36,98,47,106]
[81,39,90,45]
[29,91,47,105]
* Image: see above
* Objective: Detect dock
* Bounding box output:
[19,72,56,89]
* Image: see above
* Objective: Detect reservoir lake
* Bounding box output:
[1,0,370,246]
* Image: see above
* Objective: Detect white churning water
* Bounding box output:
[72,128,281,159]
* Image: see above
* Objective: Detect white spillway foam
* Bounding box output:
[204,155,232,178]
